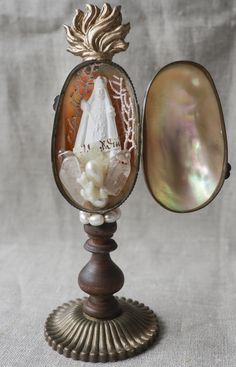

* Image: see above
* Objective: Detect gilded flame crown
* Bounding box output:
[64,3,130,61]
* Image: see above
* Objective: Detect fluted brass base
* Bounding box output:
[45,297,158,362]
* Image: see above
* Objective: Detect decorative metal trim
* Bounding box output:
[45,297,158,362]
[64,3,130,61]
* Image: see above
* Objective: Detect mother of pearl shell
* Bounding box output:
[143,61,228,212]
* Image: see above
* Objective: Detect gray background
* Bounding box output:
[1,0,236,366]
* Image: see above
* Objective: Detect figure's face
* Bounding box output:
[94,77,106,100]
[98,87,105,99]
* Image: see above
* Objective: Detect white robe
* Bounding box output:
[73,76,120,156]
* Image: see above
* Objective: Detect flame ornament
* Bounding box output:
[64,3,130,61]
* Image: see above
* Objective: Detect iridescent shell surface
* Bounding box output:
[143,61,228,212]
[52,61,140,213]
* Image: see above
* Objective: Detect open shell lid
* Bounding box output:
[142,60,229,213]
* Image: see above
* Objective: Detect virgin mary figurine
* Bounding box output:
[73,76,121,159]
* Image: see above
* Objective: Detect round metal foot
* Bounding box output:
[45,297,158,362]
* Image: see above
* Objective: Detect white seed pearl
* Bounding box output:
[89,214,104,226]
[104,208,122,223]
[114,208,121,220]
[104,211,116,223]
[79,211,90,224]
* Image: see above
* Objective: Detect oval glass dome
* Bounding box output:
[52,61,140,213]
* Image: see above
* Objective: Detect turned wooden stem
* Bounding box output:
[79,222,124,319]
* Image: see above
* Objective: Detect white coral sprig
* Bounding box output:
[109,75,136,152]
[64,3,130,61]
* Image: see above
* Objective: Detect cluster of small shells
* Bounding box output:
[79,208,121,226]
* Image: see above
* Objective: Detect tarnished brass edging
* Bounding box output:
[45,297,158,362]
